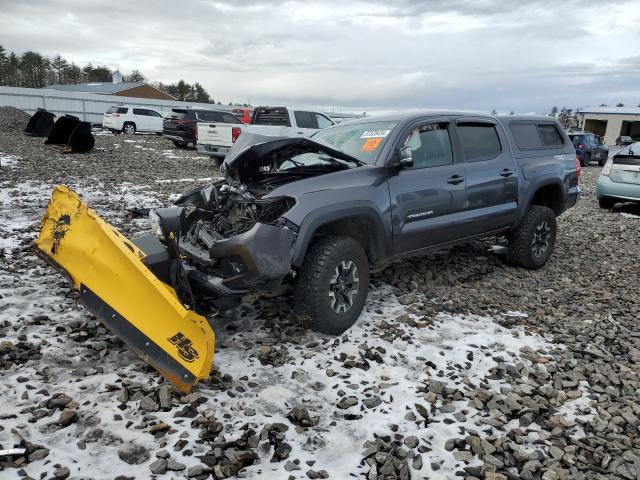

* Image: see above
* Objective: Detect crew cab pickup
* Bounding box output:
[143,112,580,336]
[196,107,335,159]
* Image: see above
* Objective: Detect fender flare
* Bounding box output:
[516,177,566,226]
[291,201,390,267]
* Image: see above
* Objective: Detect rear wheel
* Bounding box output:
[172,139,187,148]
[598,198,616,209]
[122,122,136,135]
[294,236,369,335]
[580,153,590,167]
[507,206,557,269]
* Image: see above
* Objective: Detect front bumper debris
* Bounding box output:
[36,186,215,392]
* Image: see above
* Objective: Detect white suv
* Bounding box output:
[103,105,163,134]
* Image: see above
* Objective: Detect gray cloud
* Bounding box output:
[1,0,639,113]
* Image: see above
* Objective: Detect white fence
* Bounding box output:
[0,86,238,124]
[0,86,363,124]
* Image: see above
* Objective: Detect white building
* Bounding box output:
[576,107,640,145]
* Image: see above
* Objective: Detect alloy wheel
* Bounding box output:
[328,260,360,314]
[531,221,551,258]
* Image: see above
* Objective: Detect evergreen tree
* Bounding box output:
[125,69,145,82]
[50,54,68,84]
[549,106,558,117]
[616,103,624,107]
[0,45,7,85]
[193,82,210,103]
[19,51,49,87]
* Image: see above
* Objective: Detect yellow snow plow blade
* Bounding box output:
[36,185,215,393]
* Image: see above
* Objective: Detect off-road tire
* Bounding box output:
[122,122,136,135]
[172,139,187,148]
[598,157,606,167]
[598,198,616,209]
[507,205,557,270]
[580,153,590,167]
[294,236,369,335]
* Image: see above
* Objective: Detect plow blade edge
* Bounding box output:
[36,185,215,392]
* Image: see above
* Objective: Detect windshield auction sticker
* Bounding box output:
[360,130,391,138]
[361,137,383,152]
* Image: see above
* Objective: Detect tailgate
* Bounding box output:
[197,123,236,147]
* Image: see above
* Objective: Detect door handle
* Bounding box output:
[500,169,514,177]
[447,175,464,185]
[297,131,304,135]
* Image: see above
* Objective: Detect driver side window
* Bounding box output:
[404,123,453,168]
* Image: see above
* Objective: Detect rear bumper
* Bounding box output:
[163,130,194,143]
[596,175,640,201]
[196,144,230,158]
[564,185,580,210]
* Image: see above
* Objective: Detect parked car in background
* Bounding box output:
[196,107,334,159]
[597,142,640,208]
[232,107,253,124]
[163,108,242,148]
[616,136,634,146]
[102,106,163,134]
[568,131,609,166]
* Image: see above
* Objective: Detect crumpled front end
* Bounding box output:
[174,182,298,296]
[36,185,215,392]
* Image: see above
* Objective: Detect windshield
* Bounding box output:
[312,121,397,164]
[279,152,353,171]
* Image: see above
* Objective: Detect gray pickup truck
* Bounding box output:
[143,111,580,335]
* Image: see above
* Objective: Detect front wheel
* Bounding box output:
[294,236,369,335]
[507,206,557,269]
[580,153,590,167]
[172,139,187,148]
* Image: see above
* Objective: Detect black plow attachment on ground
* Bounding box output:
[45,115,95,153]
[24,109,56,137]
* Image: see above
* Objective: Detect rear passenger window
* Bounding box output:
[294,111,319,129]
[197,111,221,122]
[457,123,502,161]
[221,113,241,124]
[316,114,333,129]
[538,124,563,146]
[511,124,541,149]
[404,123,453,168]
[133,108,146,116]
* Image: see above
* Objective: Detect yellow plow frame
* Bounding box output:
[36,185,215,392]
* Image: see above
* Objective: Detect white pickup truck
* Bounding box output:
[196,107,335,159]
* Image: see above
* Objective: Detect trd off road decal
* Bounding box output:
[168,332,200,363]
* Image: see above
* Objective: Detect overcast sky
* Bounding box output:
[2,0,640,114]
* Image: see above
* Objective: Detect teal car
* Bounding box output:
[597,142,640,208]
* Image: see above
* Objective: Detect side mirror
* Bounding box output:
[395,146,413,168]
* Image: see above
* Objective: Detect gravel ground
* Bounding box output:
[1,107,639,480]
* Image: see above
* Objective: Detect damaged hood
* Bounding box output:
[222,133,363,182]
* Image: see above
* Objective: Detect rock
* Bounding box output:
[116,387,128,404]
[404,436,419,449]
[27,448,49,461]
[57,409,77,426]
[336,396,358,409]
[187,465,210,477]
[158,385,171,410]
[166,458,186,471]
[139,396,159,412]
[48,393,72,409]
[53,466,70,479]
[149,458,167,475]
[117,443,150,465]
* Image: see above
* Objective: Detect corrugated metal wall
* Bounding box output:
[0,86,237,124]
